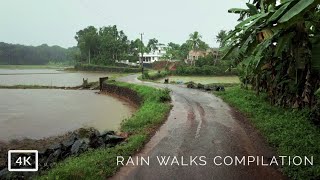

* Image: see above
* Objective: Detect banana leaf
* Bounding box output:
[246,3,259,15]
[242,13,270,33]
[278,0,318,23]
[267,1,292,23]
[235,13,263,29]
[315,88,320,98]
[228,8,248,14]
[274,32,295,57]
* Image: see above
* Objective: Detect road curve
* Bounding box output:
[111,74,286,180]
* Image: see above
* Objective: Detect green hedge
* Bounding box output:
[172,65,237,76]
[141,71,169,80]
[74,64,141,73]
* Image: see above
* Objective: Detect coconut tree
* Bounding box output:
[187,31,205,50]
[223,0,320,108]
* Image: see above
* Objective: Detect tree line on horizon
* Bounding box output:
[74,25,216,65]
[0,42,78,65]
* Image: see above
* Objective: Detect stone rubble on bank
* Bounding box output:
[186,81,225,91]
[0,128,125,180]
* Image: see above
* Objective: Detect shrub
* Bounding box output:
[172,65,237,76]
[141,71,169,80]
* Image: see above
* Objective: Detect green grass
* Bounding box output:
[138,71,169,81]
[38,82,171,179]
[0,65,69,69]
[215,86,320,180]
[158,76,240,84]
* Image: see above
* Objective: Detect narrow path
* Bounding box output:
[112,75,286,180]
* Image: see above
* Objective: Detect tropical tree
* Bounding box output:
[163,42,181,60]
[223,0,320,108]
[146,38,159,53]
[98,25,129,62]
[75,26,100,64]
[128,39,144,62]
[216,30,228,47]
[187,31,209,51]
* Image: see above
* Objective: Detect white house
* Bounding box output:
[137,44,166,64]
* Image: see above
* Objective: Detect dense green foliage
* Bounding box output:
[215,86,320,179]
[223,0,320,108]
[0,42,78,65]
[216,30,228,48]
[173,65,236,76]
[141,71,169,80]
[75,25,144,65]
[74,64,140,73]
[75,26,212,63]
[39,82,171,179]
[163,31,209,60]
[171,55,237,76]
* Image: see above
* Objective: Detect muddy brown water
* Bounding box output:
[0,89,133,141]
[0,69,134,142]
[0,69,111,86]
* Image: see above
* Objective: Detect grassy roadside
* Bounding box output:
[38,82,172,179]
[139,71,169,81]
[215,86,320,179]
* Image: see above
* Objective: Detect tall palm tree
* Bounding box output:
[188,31,202,50]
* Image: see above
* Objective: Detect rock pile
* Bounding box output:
[0,128,125,179]
[186,82,225,91]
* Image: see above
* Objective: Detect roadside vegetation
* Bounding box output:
[172,55,237,76]
[223,0,320,109]
[215,86,320,179]
[140,56,237,82]
[158,76,239,85]
[39,81,171,179]
[140,71,169,81]
[215,1,320,179]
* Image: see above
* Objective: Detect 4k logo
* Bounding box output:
[8,150,38,172]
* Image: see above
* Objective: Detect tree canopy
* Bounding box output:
[0,42,78,65]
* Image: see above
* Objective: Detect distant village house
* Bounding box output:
[185,48,219,65]
[138,44,166,64]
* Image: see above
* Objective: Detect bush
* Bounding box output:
[141,71,169,80]
[172,65,237,76]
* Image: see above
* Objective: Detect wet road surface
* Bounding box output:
[112,75,286,180]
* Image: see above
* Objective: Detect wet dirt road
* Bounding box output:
[112,75,286,180]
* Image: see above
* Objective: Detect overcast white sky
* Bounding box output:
[0,0,246,48]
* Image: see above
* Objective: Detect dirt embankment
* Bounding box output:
[101,83,142,108]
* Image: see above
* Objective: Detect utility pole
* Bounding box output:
[140,33,144,75]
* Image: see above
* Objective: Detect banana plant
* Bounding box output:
[223,0,320,108]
